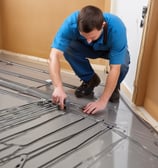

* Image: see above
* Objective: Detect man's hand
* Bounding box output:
[48,48,66,110]
[52,87,67,110]
[83,64,121,114]
[82,99,107,114]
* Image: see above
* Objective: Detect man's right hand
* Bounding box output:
[52,87,67,110]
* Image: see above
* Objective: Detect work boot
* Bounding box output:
[109,84,120,103]
[75,73,101,98]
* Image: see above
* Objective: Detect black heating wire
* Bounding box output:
[0,117,86,160]
[0,102,59,132]
[1,121,109,168]
[39,128,109,168]
[0,59,77,89]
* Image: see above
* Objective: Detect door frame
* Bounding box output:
[133,0,157,105]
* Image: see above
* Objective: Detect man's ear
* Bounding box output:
[102,21,106,28]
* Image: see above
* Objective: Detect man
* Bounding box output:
[48,5,130,114]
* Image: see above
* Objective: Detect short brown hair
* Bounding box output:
[78,5,104,33]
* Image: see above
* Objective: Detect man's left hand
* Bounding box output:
[82,99,107,114]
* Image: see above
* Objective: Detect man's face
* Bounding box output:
[79,28,103,44]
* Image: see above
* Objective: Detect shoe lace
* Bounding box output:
[79,81,89,89]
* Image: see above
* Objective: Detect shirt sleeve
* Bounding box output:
[108,16,128,65]
[51,12,78,52]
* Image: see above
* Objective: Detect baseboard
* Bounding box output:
[1,49,48,63]
[121,82,158,132]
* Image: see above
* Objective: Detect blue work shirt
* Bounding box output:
[51,11,128,65]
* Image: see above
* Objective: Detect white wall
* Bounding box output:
[110,0,149,94]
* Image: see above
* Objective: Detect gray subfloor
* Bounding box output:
[0,53,158,168]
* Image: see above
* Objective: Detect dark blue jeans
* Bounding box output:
[64,41,130,85]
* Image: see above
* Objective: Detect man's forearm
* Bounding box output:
[100,65,120,103]
[48,49,63,89]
